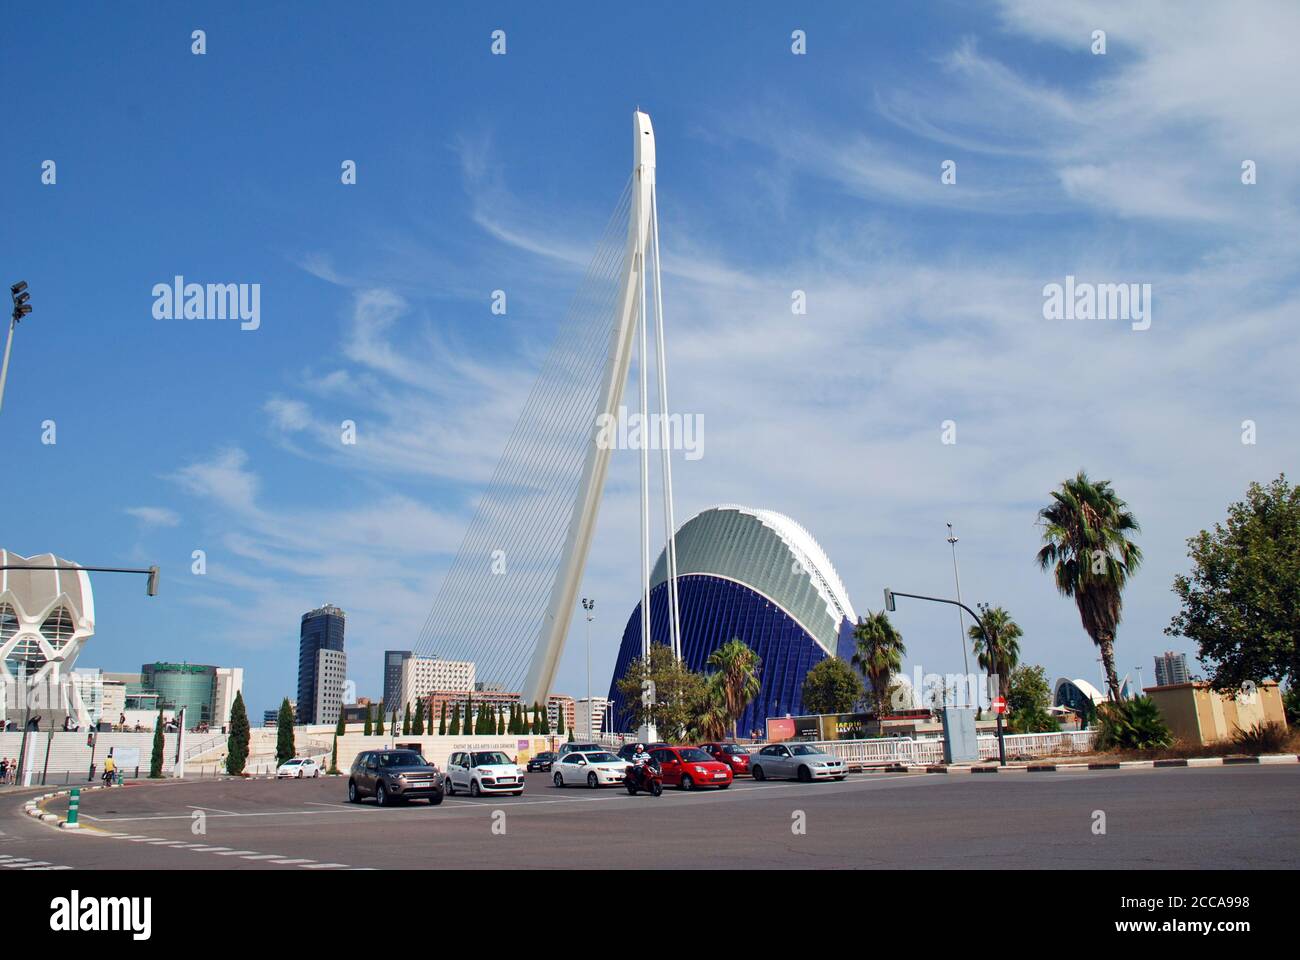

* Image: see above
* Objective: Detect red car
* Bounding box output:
[699,742,752,777]
[650,745,733,790]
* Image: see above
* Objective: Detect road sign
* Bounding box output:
[992,696,1007,715]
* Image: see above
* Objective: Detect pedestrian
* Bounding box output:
[0,757,8,784]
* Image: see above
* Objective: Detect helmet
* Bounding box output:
[635,744,645,751]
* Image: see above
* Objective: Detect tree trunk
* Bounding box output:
[1098,634,1121,702]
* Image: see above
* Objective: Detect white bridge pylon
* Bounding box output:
[522,110,682,705]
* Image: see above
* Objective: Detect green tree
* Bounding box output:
[448,703,461,735]
[1166,474,1300,694]
[851,611,907,718]
[968,604,1023,700]
[226,691,250,775]
[438,701,447,735]
[706,638,762,738]
[275,697,296,766]
[328,734,339,775]
[1005,664,1057,733]
[412,701,425,735]
[614,644,708,741]
[375,701,385,736]
[801,657,864,715]
[402,703,411,736]
[538,702,551,735]
[334,714,346,739]
[1036,470,1142,702]
[149,709,165,778]
[556,704,565,736]
[496,707,505,735]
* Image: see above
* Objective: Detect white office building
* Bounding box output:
[575,696,609,739]
[313,649,347,726]
[399,656,475,708]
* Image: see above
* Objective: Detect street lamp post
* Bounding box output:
[1,281,35,416]
[946,523,972,706]
[3,562,159,785]
[884,587,1006,765]
[582,598,594,740]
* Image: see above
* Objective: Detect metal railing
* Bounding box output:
[763,730,1097,767]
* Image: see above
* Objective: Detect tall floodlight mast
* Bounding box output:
[522,112,682,729]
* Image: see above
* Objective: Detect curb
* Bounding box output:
[862,753,1299,774]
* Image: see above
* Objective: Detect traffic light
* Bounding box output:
[146,565,160,597]
[883,587,895,612]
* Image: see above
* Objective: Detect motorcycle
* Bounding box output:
[625,761,663,797]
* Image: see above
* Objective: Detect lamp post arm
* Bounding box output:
[887,590,986,637]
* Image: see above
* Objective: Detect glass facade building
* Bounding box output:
[141,662,218,725]
[297,604,346,724]
[606,506,858,736]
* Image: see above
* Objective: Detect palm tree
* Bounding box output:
[851,611,907,718]
[693,675,732,741]
[706,638,762,738]
[968,604,1022,700]
[1036,470,1142,702]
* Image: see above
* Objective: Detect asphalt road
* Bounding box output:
[4,765,1297,869]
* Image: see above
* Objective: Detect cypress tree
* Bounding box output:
[276,697,296,766]
[328,734,339,775]
[335,714,346,739]
[496,708,504,735]
[438,702,448,735]
[556,706,565,736]
[149,708,165,778]
[530,704,540,735]
[375,701,385,735]
[402,703,411,736]
[449,703,461,735]
[412,701,425,736]
[539,702,551,735]
[226,691,250,775]
[391,707,398,736]
[363,710,372,736]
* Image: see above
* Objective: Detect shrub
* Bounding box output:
[1095,697,1173,750]
[1230,721,1289,754]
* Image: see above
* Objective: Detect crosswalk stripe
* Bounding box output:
[214,850,260,856]
[301,862,348,869]
[240,854,285,860]
[267,858,313,865]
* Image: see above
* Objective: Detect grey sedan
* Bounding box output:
[750,743,847,782]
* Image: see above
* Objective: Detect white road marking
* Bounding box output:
[301,862,348,869]
[267,858,314,865]
[240,853,285,860]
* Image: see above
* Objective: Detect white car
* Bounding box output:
[276,757,321,779]
[551,750,630,788]
[444,750,525,797]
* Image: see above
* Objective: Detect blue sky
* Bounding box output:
[2,2,1297,718]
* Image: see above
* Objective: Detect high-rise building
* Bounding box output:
[297,604,345,724]
[398,655,476,708]
[1154,651,1190,687]
[138,662,243,727]
[383,650,412,707]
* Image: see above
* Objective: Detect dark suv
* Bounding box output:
[348,749,444,806]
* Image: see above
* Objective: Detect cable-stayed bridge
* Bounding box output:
[412,112,681,712]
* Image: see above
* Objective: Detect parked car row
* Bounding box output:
[345,740,849,806]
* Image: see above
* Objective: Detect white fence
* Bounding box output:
[799,730,1096,766]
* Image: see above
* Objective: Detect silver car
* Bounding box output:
[751,743,847,782]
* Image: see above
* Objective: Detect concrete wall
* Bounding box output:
[1147,680,1288,746]
[329,733,562,772]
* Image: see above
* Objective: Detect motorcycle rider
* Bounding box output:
[629,743,652,787]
